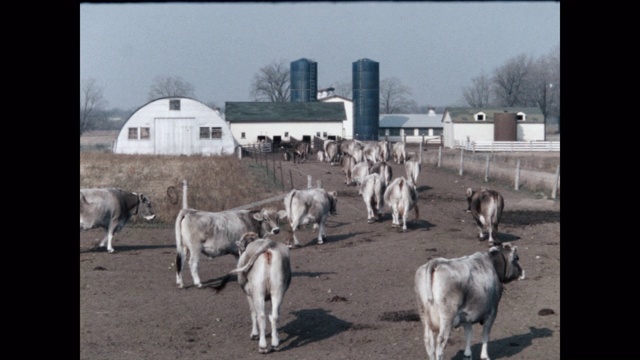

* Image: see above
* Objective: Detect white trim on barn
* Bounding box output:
[318,95,354,140]
[113,97,236,156]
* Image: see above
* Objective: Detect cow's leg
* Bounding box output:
[317,216,327,244]
[253,296,269,353]
[463,323,473,358]
[188,250,202,288]
[245,294,260,341]
[103,226,116,253]
[289,218,301,248]
[402,205,409,232]
[176,249,186,288]
[479,313,497,360]
[269,293,283,350]
[488,223,500,245]
[391,205,400,227]
[421,318,437,360]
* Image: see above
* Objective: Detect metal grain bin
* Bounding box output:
[290,58,318,102]
[494,112,517,141]
[352,58,379,140]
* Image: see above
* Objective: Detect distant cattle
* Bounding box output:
[405,158,421,184]
[466,188,505,245]
[350,161,370,186]
[324,141,339,165]
[283,188,338,247]
[340,154,358,185]
[362,142,382,164]
[281,147,292,161]
[360,173,386,224]
[370,161,393,186]
[226,233,292,354]
[383,177,419,232]
[292,142,310,163]
[392,142,407,164]
[317,149,326,162]
[80,188,156,253]
[174,207,285,288]
[414,243,525,360]
[378,140,391,162]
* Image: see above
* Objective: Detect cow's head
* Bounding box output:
[252,207,281,236]
[489,242,524,283]
[236,231,260,256]
[137,193,156,221]
[327,191,338,215]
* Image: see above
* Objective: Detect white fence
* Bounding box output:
[454,140,560,153]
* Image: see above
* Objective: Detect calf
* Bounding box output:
[466,187,504,245]
[383,177,419,232]
[80,188,156,253]
[174,207,285,288]
[284,188,338,247]
[227,233,292,354]
[414,243,525,360]
[405,158,421,184]
[360,173,386,223]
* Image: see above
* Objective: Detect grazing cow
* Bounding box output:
[80,188,156,253]
[392,142,407,164]
[405,158,422,184]
[284,188,338,247]
[370,161,393,186]
[414,243,525,360]
[174,207,285,288]
[466,188,505,245]
[350,161,370,186]
[340,154,357,185]
[383,177,419,232]
[226,233,292,354]
[292,142,309,163]
[360,173,386,223]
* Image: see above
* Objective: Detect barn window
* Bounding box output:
[128,127,138,140]
[140,127,150,139]
[379,128,387,137]
[284,132,289,137]
[170,100,181,110]
[211,127,222,139]
[516,112,526,121]
[199,127,211,139]
[316,132,321,137]
[475,112,486,121]
[389,128,400,136]
[418,128,429,136]
[323,132,327,138]
[241,132,246,139]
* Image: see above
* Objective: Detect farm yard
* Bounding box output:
[80,145,560,360]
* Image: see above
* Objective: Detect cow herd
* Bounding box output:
[80,138,526,358]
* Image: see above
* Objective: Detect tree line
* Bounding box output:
[80,45,559,135]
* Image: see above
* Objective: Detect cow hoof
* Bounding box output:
[196,283,203,288]
[317,240,323,245]
[251,334,259,340]
[259,347,271,354]
[367,219,375,224]
[107,248,115,253]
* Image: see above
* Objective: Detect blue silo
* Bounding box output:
[352,58,379,141]
[290,58,318,102]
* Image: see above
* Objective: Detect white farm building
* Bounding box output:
[113,97,235,156]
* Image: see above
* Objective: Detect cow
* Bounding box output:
[362,142,382,164]
[281,147,292,162]
[340,153,357,185]
[350,161,370,186]
[324,140,339,165]
[283,187,338,247]
[466,187,505,245]
[316,149,326,162]
[405,158,421,184]
[360,173,386,224]
[370,161,393,186]
[223,232,292,354]
[414,243,525,360]
[80,188,156,253]
[292,142,309,163]
[174,206,286,288]
[392,141,407,164]
[383,177,419,232]
[378,140,391,162]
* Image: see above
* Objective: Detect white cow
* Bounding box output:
[392,142,407,164]
[466,187,505,245]
[360,173,386,223]
[350,161,370,186]
[383,177,419,232]
[405,158,421,184]
[370,161,393,186]
[174,207,285,288]
[228,232,291,354]
[283,187,338,247]
[340,154,357,185]
[414,243,525,360]
[80,188,156,253]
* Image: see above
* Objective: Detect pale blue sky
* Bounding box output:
[80,1,560,111]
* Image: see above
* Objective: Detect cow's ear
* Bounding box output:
[466,188,473,197]
[252,212,264,221]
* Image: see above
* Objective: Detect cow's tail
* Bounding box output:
[417,260,440,303]
[174,209,187,277]
[229,240,276,276]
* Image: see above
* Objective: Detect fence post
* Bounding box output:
[316,179,323,189]
[552,165,560,199]
[289,169,294,190]
[437,146,442,167]
[272,156,276,183]
[279,161,284,190]
[459,148,464,176]
[419,141,423,163]
[307,175,313,188]
[237,146,242,160]
[182,179,188,209]
[484,155,490,182]
[514,159,521,191]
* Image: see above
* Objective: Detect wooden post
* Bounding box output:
[307,175,313,188]
[459,148,464,176]
[279,161,284,190]
[437,146,442,167]
[182,179,188,209]
[316,179,323,189]
[272,157,276,183]
[419,141,423,163]
[515,159,521,190]
[484,155,490,182]
[237,146,242,160]
[552,165,560,199]
[289,169,294,190]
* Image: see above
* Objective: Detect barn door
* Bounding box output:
[155,118,194,155]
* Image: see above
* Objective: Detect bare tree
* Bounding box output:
[332,79,352,99]
[491,53,534,107]
[148,75,195,100]
[379,77,413,114]
[527,46,560,120]
[80,78,108,136]
[463,71,492,107]
[250,60,290,102]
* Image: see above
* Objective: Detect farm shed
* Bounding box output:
[379,108,443,143]
[225,102,346,147]
[442,107,545,149]
[113,97,236,156]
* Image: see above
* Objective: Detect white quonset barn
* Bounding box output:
[225,102,346,147]
[113,97,235,156]
[442,107,546,149]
